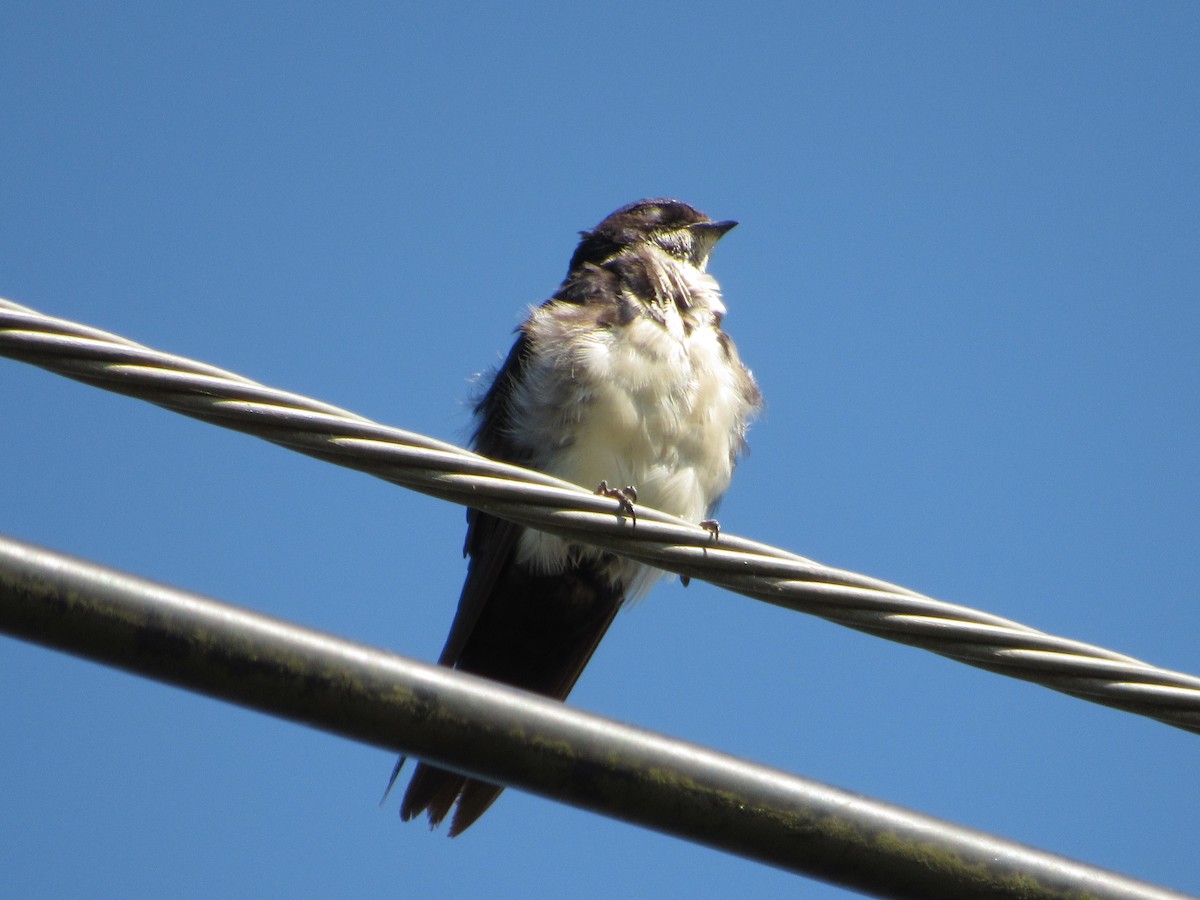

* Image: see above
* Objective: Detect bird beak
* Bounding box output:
[686,220,738,272]
[692,220,738,241]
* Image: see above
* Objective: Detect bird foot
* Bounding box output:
[682,519,722,588]
[595,481,638,526]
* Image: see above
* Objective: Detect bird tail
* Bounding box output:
[379,756,408,806]
[399,764,503,837]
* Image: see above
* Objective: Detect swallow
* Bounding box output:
[392,198,761,834]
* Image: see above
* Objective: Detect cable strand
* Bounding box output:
[3,296,1198,735]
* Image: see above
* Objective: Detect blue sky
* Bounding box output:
[2,3,1198,898]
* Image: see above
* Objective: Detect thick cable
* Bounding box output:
[0,534,1191,900]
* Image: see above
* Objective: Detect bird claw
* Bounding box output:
[595,480,638,526]
[682,519,722,587]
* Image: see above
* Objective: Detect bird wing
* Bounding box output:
[391,328,623,834]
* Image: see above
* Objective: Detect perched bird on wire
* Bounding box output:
[389,198,762,835]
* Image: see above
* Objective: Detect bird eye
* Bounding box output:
[655,230,692,260]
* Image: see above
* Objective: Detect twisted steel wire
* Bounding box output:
[3,296,1199,734]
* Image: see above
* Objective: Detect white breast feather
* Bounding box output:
[512,256,755,600]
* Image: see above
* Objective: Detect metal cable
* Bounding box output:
[3,296,1199,734]
[0,534,1191,900]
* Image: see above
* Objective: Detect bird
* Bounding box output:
[390,198,762,835]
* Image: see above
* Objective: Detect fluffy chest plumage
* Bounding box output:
[508,260,757,587]
[553,310,744,520]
